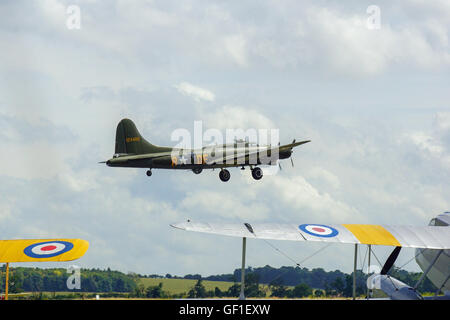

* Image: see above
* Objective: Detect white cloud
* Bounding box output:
[308,167,341,190]
[175,82,215,102]
[203,105,275,131]
[268,175,359,222]
[0,142,72,180]
[403,112,450,169]
[180,189,271,221]
[0,202,13,224]
[40,0,67,28]
[291,5,449,75]
[222,34,248,67]
[434,112,450,132]
[408,131,444,156]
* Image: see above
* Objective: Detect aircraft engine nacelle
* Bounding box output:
[367,274,423,300]
[278,149,292,160]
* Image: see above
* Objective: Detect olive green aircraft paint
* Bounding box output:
[103,118,310,181]
[115,118,172,155]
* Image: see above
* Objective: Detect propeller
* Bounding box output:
[373,246,424,300]
[290,139,296,167]
[380,246,402,275]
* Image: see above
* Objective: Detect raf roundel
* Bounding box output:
[299,224,339,238]
[24,241,74,258]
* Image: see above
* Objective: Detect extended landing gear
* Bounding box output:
[251,167,263,180]
[192,168,203,174]
[146,169,152,177]
[219,169,231,182]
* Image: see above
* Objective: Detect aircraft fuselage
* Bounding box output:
[415,213,450,293]
[104,119,308,181]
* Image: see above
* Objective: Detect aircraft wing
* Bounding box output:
[170,221,450,249]
[0,239,89,263]
[205,141,310,165]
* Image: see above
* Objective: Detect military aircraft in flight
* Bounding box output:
[102,119,310,181]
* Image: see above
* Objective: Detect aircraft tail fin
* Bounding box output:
[115,119,168,155]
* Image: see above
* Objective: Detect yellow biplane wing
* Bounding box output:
[0,239,89,263]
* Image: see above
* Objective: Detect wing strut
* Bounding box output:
[435,273,450,296]
[367,245,372,299]
[239,237,247,300]
[353,244,357,300]
[4,262,9,300]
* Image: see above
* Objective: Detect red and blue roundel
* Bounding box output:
[299,224,339,238]
[24,241,74,258]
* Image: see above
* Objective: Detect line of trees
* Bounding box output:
[204,265,436,296]
[0,264,437,299]
[0,266,136,294]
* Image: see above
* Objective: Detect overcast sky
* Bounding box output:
[0,0,449,277]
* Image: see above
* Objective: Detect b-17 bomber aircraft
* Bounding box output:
[102,119,310,181]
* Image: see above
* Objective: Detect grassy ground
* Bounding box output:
[138,277,300,297]
[139,278,235,295]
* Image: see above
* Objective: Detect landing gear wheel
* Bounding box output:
[251,167,263,180]
[146,170,152,177]
[219,169,231,182]
[192,168,203,174]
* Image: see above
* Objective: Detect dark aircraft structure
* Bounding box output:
[102,119,310,181]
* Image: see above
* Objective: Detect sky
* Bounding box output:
[0,0,449,278]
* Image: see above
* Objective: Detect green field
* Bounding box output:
[139,278,235,295]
